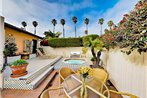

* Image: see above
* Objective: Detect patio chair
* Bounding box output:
[36,48,54,59]
[59,67,76,83]
[92,68,108,93]
[103,90,139,98]
[40,86,68,98]
[69,51,81,58]
[42,48,56,58]
[93,68,108,83]
[36,48,48,58]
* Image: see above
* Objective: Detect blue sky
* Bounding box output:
[2,0,138,37]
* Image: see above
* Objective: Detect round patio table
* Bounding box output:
[63,74,110,98]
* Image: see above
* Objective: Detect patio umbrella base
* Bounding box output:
[10,71,28,78]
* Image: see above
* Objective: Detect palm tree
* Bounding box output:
[84,18,89,35]
[60,19,65,38]
[44,30,61,38]
[32,21,38,35]
[98,18,104,35]
[107,20,114,30]
[21,21,27,30]
[51,19,57,33]
[72,16,77,37]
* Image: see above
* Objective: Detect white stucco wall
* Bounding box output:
[42,46,92,58]
[0,0,2,16]
[0,16,5,89]
[102,49,147,98]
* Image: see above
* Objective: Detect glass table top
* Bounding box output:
[63,74,110,98]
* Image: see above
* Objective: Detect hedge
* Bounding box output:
[48,38,83,47]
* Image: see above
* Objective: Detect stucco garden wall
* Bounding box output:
[101,48,147,98]
[0,16,5,89]
[43,46,93,58]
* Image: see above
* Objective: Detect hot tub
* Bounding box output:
[64,59,86,65]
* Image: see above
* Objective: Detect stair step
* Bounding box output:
[4,56,62,90]
[1,71,58,98]
[30,66,54,89]
[4,66,54,90]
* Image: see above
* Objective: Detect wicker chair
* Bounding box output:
[36,48,50,59]
[92,68,108,93]
[40,86,64,98]
[59,67,75,83]
[103,90,139,98]
[36,48,56,59]
[93,68,108,83]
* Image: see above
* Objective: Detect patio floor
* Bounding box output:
[1,56,123,98]
[1,70,123,98]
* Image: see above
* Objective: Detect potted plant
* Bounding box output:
[9,59,28,78]
[3,42,21,64]
[83,36,104,68]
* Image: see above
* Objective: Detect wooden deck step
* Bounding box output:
[1,70,57,98]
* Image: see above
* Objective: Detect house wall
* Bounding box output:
[5,27,39,53]
[0,16,5,89]
[101,49,147,98]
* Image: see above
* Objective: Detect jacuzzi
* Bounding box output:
[63,58,86,65]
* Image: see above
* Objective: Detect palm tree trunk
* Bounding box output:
[86,24,88,35]
[53,26,55,33]
[63,26,65,38]
[96,50,102,68]
[34,27,36,35]
[100,25,102,35]
[91,47,97,68]
[4,56,7,64]
[91,46,96,59]
[75,24,76,37]
[91,47,102,68]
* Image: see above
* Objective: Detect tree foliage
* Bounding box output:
[44,30,61,38]
[3,43,18,57]
[114,0,147,54]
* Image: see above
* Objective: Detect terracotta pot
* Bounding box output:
[10,64,28,75]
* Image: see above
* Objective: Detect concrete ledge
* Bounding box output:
[3,56,62,90]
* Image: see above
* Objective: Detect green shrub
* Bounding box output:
[82,34,99,41]
[11,59,28,67]
[48,38,83,47]
[91,57,95,61]
[3,43,18,57]
[82,34,99,47]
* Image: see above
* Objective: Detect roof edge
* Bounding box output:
[4,22,43,39]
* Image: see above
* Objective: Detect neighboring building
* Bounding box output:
[4,23,43,54]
